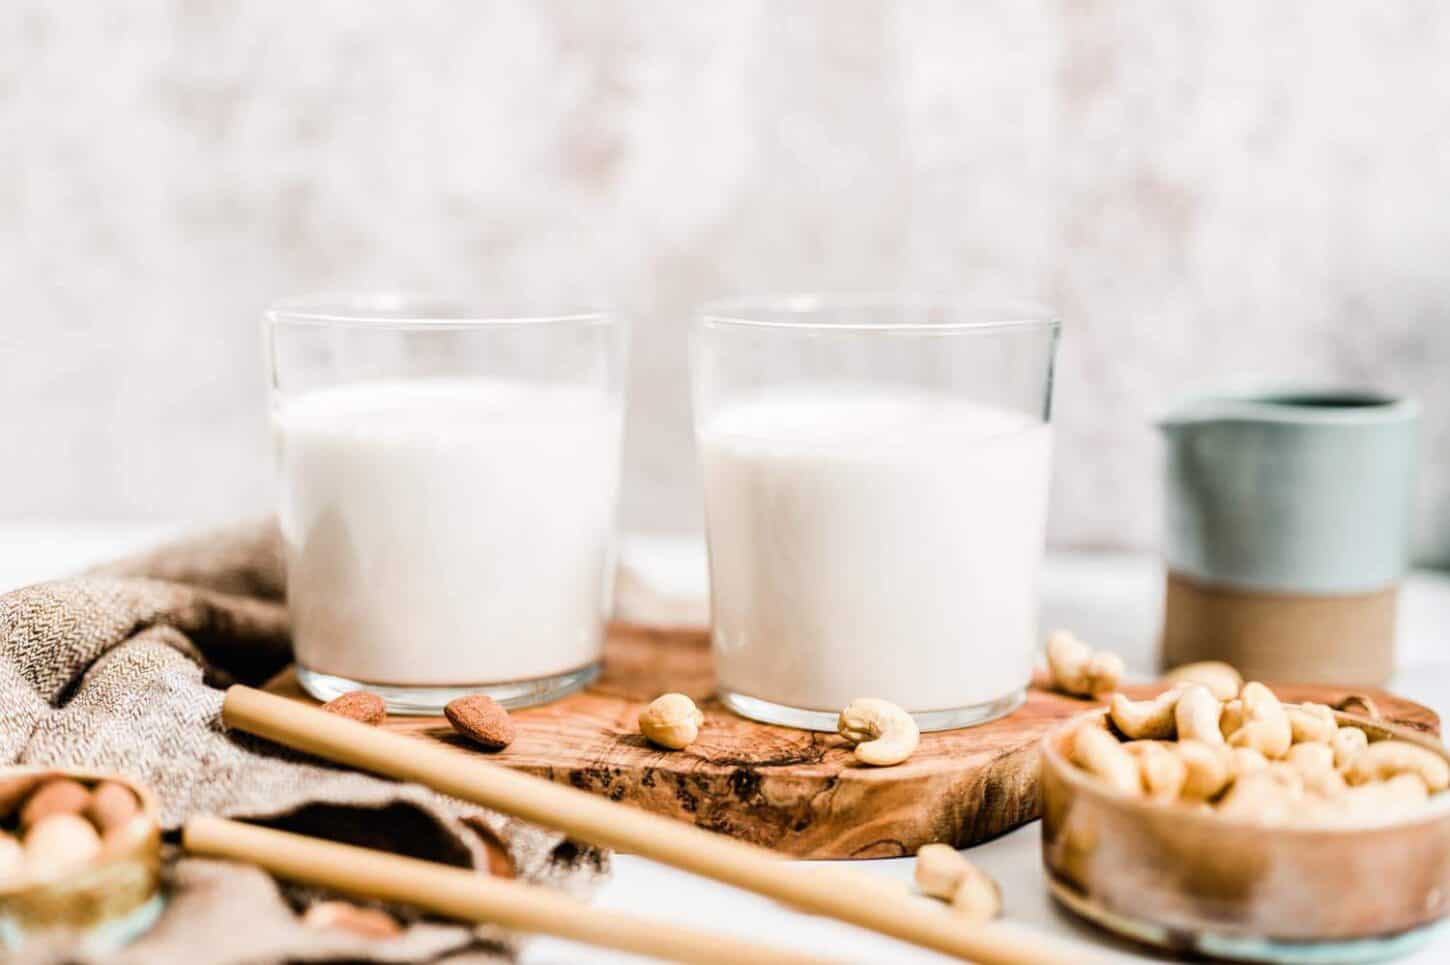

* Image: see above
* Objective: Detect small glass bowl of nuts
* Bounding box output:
[1040,664,1450,962]
[0,767,163,954]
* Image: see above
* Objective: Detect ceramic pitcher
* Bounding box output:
[1158,389,1418,684]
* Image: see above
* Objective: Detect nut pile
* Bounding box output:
[0,774,151,885]
[1061,653,1449,828]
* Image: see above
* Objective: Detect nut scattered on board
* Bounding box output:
[837,698,919,766]
[1057,656,1450,829]
[1163,661,1243,701]
[444,695,516,751]
[1045,630,1123,698]
[321,691,388,725]
[19,778,91,830]
[302,900,402,939]
[638,693,704,750]
[912,843,1001,923]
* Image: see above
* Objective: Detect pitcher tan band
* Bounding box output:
[1161,570,1398,686]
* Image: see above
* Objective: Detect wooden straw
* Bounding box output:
[183,816,829,965]
[223,685,1101,964]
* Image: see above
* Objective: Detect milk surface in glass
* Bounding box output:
[275,378,621,687]
[701,386,1051,717]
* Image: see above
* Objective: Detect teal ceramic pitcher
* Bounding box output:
[1158,389,1417,684]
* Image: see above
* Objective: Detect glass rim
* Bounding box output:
[696,293,1061,333]
[264,292,615,330]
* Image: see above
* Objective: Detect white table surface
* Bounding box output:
[4,523,1449,964]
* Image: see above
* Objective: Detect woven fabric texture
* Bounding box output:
[1,520,605,964]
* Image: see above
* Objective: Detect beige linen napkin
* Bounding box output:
[1,520,605,964]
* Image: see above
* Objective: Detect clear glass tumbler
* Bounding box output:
[264,294,626,713]
[692,295,1060,731]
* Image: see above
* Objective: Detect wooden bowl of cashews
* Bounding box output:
[0,767,164,954]
[1040,667,1450,963]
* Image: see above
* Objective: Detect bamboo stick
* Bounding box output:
[222,684,1102,964]
[183,816,829,965]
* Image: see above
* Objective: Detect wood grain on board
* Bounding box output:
[264,623,1441,860]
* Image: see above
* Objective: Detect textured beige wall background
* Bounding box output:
[2,1,1448,559]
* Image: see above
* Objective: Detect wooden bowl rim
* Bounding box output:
[0,765,162,898]
[1039,706,1450,835]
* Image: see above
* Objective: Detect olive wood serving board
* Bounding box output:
[263,623,1440,860]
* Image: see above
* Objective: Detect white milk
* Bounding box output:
[275,379,620,687]
[700,388,1052,716]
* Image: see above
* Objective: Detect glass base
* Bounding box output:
[717,686,1025,733]
[296,662,600,715]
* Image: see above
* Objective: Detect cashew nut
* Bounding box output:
[950,864,1002,922]
[1331,725,1369,769]
[914,843,968,899]
[1109,689,1183,741]
[1285,703,1337,744]
[1286,742,1347,797]
[1163,661,1243,701]
[912,843,1001,921]
[1341,740,1450,793]
[1174,685,1225,746]
[838,698,919,766]
[1227,683,1292,759]
[1220,699,1245,740]
[1286,741,1335,775]
[1071,724,1141,796]
[1045,631,1123,697]
[638,693,704,750]
[1299,774,1430,828]
[1124,741,1187,801]
[1216,768,1302,824]
[1229,746,1269,776]
[1174,740,1234,799]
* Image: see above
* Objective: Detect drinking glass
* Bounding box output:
[691,295,1059,731]
[265,294,626,713]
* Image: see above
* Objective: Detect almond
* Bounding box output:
[0,774,44,821]
[444,695,515,750]
[0,832,23,879]
[19,778,91,831]
[85,781,140,834]
[302,900,401,939]
[321,691,387,725]
[24,813,101,880]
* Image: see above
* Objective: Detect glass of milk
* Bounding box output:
[265,294,626,713]
[692,295,1059,731]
